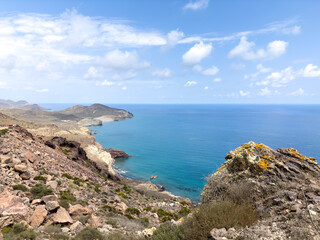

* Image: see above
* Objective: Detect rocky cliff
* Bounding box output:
[0,125,189,240]
[202,141,320,239]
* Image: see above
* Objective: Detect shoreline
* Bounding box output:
[88,119,192,203]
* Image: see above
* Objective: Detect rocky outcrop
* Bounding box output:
[202,141,320,239]
[105,148,130,158]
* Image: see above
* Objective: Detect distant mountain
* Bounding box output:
[60,103,133,120]
[0,99,47,111]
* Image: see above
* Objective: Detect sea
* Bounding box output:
[42,104,320,201]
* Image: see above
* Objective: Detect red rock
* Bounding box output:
[30,205,47,227]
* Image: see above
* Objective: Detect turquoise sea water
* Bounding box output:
[42,104,320,200]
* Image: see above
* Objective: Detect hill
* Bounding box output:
[0,99,47,111]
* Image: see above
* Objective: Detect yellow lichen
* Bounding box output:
[258,158,271,171]
[278,148,316,162]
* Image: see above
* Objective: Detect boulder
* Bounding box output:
[69,204,91,216]
[52,207,73,224]
[42,195,58,203]
[45,201,59,212]
[70,221,84,232]
[20,171,31,180]
[14,164,27,173]
[30,205,47,227]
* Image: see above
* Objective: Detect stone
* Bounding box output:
[210,228,228,239]
[25,151,36,163]
[20,171,31,180]
[52,207,73,224]
[61,227,70,233]
[45,201,59,211]
[30,205,47,227]
[14,164,27,173]
[70,221,84,232]
[47,181,58,190]
[115,202,128,212]
[88,214,101,228]
[42,195,58,203]
[31,199,43,205]
[0,193,28,216]
[69,204,91,216]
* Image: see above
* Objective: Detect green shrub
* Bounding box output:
[105,219,117,228]
[123,185,131,193]
[79,215,91,225]
[43,225,69,240]
[143,206,152,212]
[0,129,9,136]
[60,189,76,202]
[140,217,149,225]
[179,201,188,206]
[74,227,104,240]
[59,199,70,210]
[62,148,70,155]
[178,207,191,217]
[2,222,37,240]
[12,184,28,192]
[125,214,135,220]
[152,222,184,240]
[156,209,178,222]
[34,175,47,184]
[115,188,120,193]
[125,207,140,216]
[62,173,73,179]
[119,192,128,199]
[73,177,84,186]
[105,233,128,240]
[30,184,53,198]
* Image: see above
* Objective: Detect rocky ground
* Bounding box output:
[0,125,190,239]
[202,141,320,240]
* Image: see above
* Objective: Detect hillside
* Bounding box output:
[0,103,133,127]
[0,99,47,111]
[0,126,189,240]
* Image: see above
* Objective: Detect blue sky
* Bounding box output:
[0,0,319,104]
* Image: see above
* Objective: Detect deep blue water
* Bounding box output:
[42,104,320,200]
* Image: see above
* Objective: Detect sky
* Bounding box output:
[0,0,320,104]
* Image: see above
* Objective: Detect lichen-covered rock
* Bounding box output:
[202,141,320,240]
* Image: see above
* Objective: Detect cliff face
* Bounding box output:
[202,141,320,239]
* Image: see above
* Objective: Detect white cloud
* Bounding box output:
[194,65,219,76]
[182,42,212,65]
[84,66,103,79]
[239,90,250,96]
[122,86,127,90]
[301,64,320,77]
[231,63,246,70]
[213,78,222,82]
[229,37,288,60]
[288,88,305,96]
[164,30,184,49]
[204,86,209,90]
[258,87,272,96]
[265,67,295,87]
[183,0,210,10]
[184,81,197,87]
[202,66,219,76]
[152,68,172,78]
[36,88,49,93]
[101,80,116,86]
[0,81,8,89]
[98,49,149,69]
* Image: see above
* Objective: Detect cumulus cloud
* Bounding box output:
[184,81,197,87]
[182,42,212,65]
[98,49,150,69]
[239,90,250,97]
[163,30,184,50]
[152,68,172,78]
[194,65,219,76]
[101,80,116,86]
[204,86,209,90]
[301,64,320,77]
[229,37,288,60]
[183,0,210,10]
[258,87,272,96]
